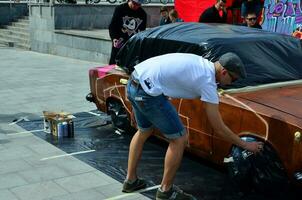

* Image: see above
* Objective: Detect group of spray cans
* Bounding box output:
[55,119,74,138]
[43,111,74,138]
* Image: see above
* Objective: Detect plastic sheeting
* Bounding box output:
[116,23,302,89]
[16,111,225,200]
[15,111,299,200]
[227,137,288,195]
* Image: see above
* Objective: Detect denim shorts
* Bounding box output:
[127,78,185,139]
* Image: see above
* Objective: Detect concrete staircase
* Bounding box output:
[0,16,30,50]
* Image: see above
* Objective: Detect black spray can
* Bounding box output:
[68,121,74,138]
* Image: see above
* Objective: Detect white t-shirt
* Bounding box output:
[134,53,219,104]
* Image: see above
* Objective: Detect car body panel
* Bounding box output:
[88,66,302,181]
[88,23,302,185]
[237,86,302,119]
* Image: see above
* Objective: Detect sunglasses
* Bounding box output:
[228,72,238,82]
[246,17,257,21]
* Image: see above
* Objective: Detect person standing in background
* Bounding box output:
[108,0,147,65]
[169,9,184,23]
[199,0,227,23]
[242,11,262,29]
[159,6,171,26]
[241,0,262,19]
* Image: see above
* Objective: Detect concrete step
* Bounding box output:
[6,25,28,32]
[0,29,11,35]
[18,19,30,24]
[0,36,30,50]
[15,42,30,50]
[0,29,29,38]
[11,21,29,28]
[0,33,29,44]
[0,15,30,50]
[0,38,14,47]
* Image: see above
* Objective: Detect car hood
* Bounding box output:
[234,85,302,119]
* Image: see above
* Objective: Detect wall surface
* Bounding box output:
[53,4,173,29]
[262,0,302,35]
[30,5,55,54]
[30,5,112,63]
[29,4,173,63]
[0,3,28,26]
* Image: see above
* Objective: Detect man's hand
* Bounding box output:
[243,141,264,153]
[204,102,265,154]
[113,38,124,48]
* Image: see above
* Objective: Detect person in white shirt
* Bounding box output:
[122,52,263,200]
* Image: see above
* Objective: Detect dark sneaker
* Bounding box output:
[156,185,197,200]
[122,178,147,193]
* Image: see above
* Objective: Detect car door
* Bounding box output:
[172,98,214,156]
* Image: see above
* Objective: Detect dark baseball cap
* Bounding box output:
[218,52,246,79]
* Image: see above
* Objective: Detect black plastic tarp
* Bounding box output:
[15,111,299,200]
[116,23,302,88]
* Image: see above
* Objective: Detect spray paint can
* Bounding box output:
[68,120,74,138]
[43,118,50,133]
[57,122,63,138]
[62,121,68,137]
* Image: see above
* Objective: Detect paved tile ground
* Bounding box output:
[0,46,149,200]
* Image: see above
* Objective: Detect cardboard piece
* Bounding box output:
[43,111,75,138]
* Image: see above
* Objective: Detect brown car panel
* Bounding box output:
[88,65,302,184]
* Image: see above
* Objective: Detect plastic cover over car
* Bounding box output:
[116,23,302,88]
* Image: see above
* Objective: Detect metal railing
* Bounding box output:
[23,0,174,5]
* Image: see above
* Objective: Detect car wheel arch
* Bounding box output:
[227,135,289,195]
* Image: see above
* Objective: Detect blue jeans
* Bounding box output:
[127,78,185,139]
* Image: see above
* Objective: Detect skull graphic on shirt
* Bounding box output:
[122,16,143,36]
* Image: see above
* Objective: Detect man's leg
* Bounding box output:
[126,128,153,181]
[160,133,188,191]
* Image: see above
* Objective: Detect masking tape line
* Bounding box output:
[40,150,96,161]
[6,129,45,136]
[87,111,101,116]
[104,185,160,200]
[223,94,269,141]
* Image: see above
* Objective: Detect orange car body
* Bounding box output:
[88,64,302,184]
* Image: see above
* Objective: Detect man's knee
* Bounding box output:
[170,132,188,146]
[137,128,153,138]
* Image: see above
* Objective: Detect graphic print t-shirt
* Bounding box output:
[134,53,219,104]
[109,3,147,44]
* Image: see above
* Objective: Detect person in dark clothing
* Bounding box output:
[242,11,262,29]
[241,0,262,19]
[159,6,171,26]
[199,0,227,23]
[108,0,147,65]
